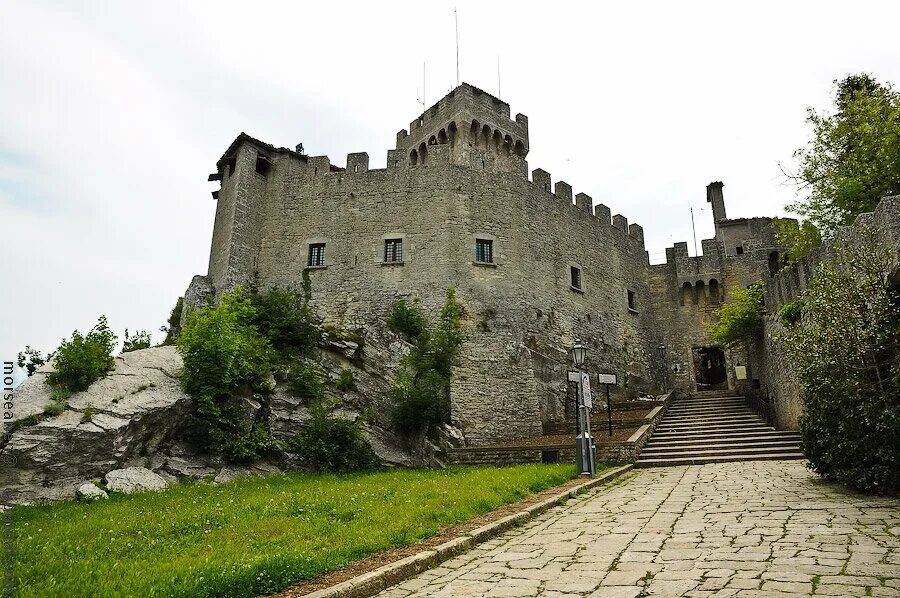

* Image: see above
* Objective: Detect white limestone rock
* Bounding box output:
[76,482,108,501]
[105,467,168,494]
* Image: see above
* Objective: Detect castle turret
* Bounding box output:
[393,83,529,176]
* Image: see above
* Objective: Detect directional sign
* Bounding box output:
[567,371,580,382]
[597,373,618,386]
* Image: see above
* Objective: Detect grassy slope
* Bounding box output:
[11,464,577,597]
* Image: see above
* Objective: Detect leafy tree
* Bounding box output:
[16,346,46,377]
[706,282,765,349]
[773,217,823,261]
[46,316,117,392]
[121,329,152,353]
[779,229,899,492]
[784,74,900,252]
[250,286,320,359]
[177,289,277,460]
[390,289,465,433]
[289,360,326,402]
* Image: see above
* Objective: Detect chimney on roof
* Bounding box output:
[295,143,305,156]
[706,181,726,224]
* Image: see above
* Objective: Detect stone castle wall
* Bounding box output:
[749,195,900,429]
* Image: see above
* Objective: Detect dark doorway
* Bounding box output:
[694,347,728,390]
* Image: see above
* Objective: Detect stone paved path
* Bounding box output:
[376,461,900,597]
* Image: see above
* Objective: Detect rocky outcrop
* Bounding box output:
[1,330,438,504]
[76,482,108,500]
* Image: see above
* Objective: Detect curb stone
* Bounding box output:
[302,464,633,598]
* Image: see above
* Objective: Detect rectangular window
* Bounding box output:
[308,243,326,267]
[570,266,582,291]
[628,289,637,311]
[384,239,403,263]
[736,246,744,255]
[475,239,493,263]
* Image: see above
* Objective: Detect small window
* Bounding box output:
[255,155,271,177]
[627,289,637,311]
[475,239,493,263]
[736,246,744,255]
[570,266,583,291]
[308,243,326,267]
[384,239,403,263]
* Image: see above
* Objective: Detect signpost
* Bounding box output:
[567,368,596,477]
[597,372,618,437]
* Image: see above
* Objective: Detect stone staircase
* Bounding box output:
[635,393,803,467]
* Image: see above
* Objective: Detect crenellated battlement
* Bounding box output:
[526,167,647,251]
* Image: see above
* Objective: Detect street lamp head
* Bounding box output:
[570,339,587,367]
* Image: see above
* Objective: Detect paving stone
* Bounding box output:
[372,461,900,598]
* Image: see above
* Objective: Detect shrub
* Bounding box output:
[16,346,46,377]
[778,299,804,327]
[289,360,326,402]
[706,282,765,349]
[285,403,380,473]
[46,316,117,392]
[780,229,900,492]
[161,297,184,345]
[250,287,319,359]
[335,369,357,391]
[81,403,94,424]
[386,299,427,339]
[121,329,152,353]
[391,289,464,434]
[177,289,277,460]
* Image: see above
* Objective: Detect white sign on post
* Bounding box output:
[597,373,618,385]
[581,372,592,408]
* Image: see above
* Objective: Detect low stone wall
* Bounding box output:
[448,392,674,466]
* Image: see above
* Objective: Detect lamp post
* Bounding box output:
[570,340,595,477]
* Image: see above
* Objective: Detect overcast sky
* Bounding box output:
[2,0,899,382]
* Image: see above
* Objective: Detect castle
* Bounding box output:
[184,83,790,446]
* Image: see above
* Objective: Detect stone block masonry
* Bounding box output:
[190,83,884,446]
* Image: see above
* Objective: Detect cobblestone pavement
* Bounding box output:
[376,461,900,597]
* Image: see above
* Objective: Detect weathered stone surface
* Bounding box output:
[105,467,168,494]
[0,346,192,503]
[76,482,108,500]
[374,461,900,597]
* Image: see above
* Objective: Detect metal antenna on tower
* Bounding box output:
[454,7,460,87]
[497,55,501,98]
[416,62,426,110]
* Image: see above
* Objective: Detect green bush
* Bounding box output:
[780,231,900,492]
[335,369,357,391]
[46,316,117,393]
[706,282,765,349]
[391,289,465,434]
[121,329,152,353]
[778,299,804,327]
[177,289,277,460]
[250,286,320,359]
[285,403,380,473]
[289,360,326,402]
[386,299,427,338]
[161,297,184,345]
[80,403,94,424]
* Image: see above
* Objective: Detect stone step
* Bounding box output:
[635,452,806,467]
[667,405,750,414]
[641,439,801,455]
[645,432,800,446]
[639,443,802,459]
[654,423,773,434]
[649,430,796,443]
[658,416,766,426]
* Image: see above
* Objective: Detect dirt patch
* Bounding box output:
[271,472,604,597]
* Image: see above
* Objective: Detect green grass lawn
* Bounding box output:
[9,464,577,597]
